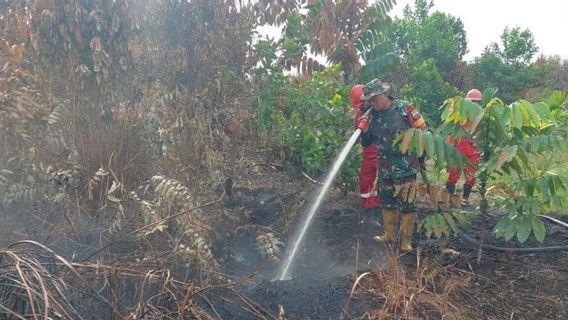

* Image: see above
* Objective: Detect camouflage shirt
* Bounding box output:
[361,99,423,182]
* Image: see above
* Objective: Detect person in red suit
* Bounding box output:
[446,89,482,207]
[351,85,380,210]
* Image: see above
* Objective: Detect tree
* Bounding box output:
[255,0,396,77]
[488,27,538,65]
[368,0,467,123]
[524,56,568,100]
[470,27,542,103]
[386,0,467,74]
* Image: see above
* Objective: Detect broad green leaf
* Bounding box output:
[516,148,529,167]
[525,179,535,197]
[501,106,511,125]
[521,100,541,126]
[504,218,517,241]
[537,177,549,199]
[432,216,443,238]
[530,136,540,152]
[469,110,485,133]
[437,214,450,238]
[509,158,523,173]
[425,132,436,157]
[494,216,508,238]
[418,130,425,157]
[423,217,434,238]
[516,217,531,243]
[532,102,550,120]
[512,105,523,129]
[454,212,472,228]
[410,128,421,155]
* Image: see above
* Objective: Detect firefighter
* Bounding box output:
[350,85,380,211]
[359,79,427,251]
[445,89,482,207]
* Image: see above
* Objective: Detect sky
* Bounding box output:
[389,0,568,61]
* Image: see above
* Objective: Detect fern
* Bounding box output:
[2,183,44,208]
[130,190,164,235]
[256,231,284,261]
[150,175,194,211]
[133,176,217,275]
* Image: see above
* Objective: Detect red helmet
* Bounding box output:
[350,84,365,109]
[465,89,482,102]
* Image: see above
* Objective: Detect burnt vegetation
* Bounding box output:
[1,0,567,319]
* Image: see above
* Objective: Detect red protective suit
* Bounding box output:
[352,86,380,208]
[446,136,480,187]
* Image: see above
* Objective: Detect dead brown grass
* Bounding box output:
[354,250,476,320]
[0,240,269,320]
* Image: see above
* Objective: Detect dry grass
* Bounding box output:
[0,240,269,320]
[353,250,476,320]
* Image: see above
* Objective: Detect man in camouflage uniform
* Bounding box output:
[359,79,426,251]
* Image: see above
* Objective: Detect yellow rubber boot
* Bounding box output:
[400,213,417,251]
[373,208,398,243]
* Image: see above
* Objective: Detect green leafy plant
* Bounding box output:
[419,211,474,239]
[254,64,361,190]
[400,89,567,262]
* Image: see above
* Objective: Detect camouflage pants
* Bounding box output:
[378,174,418,214]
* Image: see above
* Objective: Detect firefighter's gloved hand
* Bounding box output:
[394,181,418,204]
[357,114,371,132]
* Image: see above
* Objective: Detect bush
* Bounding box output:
[254,65,361,191]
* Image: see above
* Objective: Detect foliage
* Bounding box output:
[469,27,544,103]
[487,27,538,65]
[356,29,399,83]
[369,0,466,122]
[0,0,264,289]
[404,89,567,257]
[400,58,460,124]
[525,57,568,101]
[419,211,474,239]
[256,0,396,77]
[254,65,360,190]
[0,42,72,209]
[388,0,467,73]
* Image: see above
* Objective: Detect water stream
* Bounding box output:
[278,128,363,280]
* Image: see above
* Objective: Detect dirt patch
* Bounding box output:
[432,212,568,320]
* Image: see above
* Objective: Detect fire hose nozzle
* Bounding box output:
[357,118,369,130]
[356,108,372,131]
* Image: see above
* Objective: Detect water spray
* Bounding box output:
[278,108,372,280]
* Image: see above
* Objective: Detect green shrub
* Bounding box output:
[254,65,361,191]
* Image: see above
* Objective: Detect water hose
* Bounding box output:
[456,213,568,253]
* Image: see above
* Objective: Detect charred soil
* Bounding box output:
[212,164,568,319]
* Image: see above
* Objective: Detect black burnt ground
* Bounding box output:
[217,185,386,319]
[211,174,568,319]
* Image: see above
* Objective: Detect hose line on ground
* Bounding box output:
[455,213,568,253]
